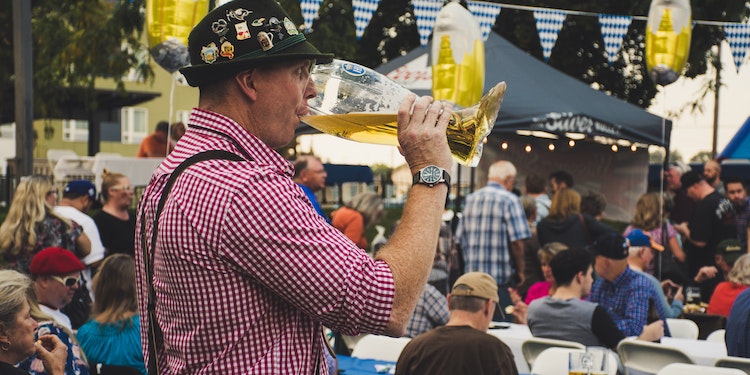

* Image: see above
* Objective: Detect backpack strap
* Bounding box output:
[141,150,246,374]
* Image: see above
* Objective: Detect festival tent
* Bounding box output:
[376,31,670,147]
[372,31,671,221]
[718,117,750,160]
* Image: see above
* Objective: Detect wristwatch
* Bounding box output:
[412,165,451,192]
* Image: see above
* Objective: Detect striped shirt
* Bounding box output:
[455,182,530,285]
[135,109,394,375]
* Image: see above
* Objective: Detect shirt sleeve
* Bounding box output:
[591,305,626,350]
[613,280,651,336]
[220,171,395,335]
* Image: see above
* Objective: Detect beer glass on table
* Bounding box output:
[569,348,608,375]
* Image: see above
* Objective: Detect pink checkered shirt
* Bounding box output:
[135,109,395,374]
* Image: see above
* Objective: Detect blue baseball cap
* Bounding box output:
[64,180,96,200]
[626,229,665,251]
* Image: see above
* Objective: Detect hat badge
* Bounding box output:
[201,42,219,64]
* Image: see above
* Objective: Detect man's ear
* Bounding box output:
[235,69,257,101]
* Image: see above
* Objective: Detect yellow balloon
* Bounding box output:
[147,0,210,73]
[431,2,485,108]
[645,0,692,86]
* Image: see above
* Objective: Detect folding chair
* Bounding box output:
[617,339,693,375]
[716,356,750,374]
[521,337,585,370]
[666,318,699,339]
[657,363,744,375]
[707,329,726,344]
[350,334,412,362]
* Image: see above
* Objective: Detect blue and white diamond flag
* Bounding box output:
[598,14,632,64]
[353,0,381,40]
[467,1,502,41]
[300,0,323,32]
[724,22,750,71]
[534,9,566,62]
[413,0,442,46]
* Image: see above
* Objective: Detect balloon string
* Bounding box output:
[166,75,176,153]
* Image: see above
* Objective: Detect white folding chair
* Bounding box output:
[521,337,585,369]
[657,363,744,375]
[716,356,750,374]
[529,347,618,375]
[350,334,412,362]
[617,339,693,375]
[707,329,726,343]
[666,318,699,339]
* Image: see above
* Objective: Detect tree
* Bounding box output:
[0,0,153,122]
[690,150,713,163]
[649,149,684,163]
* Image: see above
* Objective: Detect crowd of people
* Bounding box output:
[2,0,749,374]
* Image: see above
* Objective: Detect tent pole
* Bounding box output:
[659,119,673,282]
[711,42,722,159]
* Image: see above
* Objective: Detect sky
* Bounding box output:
[298,40,750,168]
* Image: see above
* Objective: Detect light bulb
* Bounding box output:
[611,144,618,152]
[630,144,637,152]
[548,143,555,151]
[568,139,575,147]
[501,142,508,150]
[525,145,532,153]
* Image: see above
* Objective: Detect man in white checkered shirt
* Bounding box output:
[134,0,454,374]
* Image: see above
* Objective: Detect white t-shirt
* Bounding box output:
[53,206,105,265]
[39,304,72,331]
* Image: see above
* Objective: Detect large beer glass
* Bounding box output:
[302,59,506,167]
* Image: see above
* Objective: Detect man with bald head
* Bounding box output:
[704,159,725,195]
[455,160,530,321]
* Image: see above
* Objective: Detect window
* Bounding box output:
[175,110,191,126]
[62,120,89,142]
[0,123,15,139]
[121,107,148,144]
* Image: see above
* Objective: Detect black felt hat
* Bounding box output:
[179,0,333,87]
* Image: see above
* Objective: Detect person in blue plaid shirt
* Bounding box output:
[455,160,530,321]
[405,283,450,338]
[588,233,671,337]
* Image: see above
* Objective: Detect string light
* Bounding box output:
[501,141,509,150]
[568,139,575,147]
[548,143,555,151]
[630,144,637,152]
[525,145,532,153]
[611,144,618,152]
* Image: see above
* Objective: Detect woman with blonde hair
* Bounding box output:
[537,188,613,248]
[0,176,90,273]
[331,191,385,250]
[76,254,144,374]
[0,270,67,375]
[623,192,686,280]
[93,170,136,257]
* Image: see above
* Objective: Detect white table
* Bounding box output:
[660,337,727,366]
[488,323,533,373]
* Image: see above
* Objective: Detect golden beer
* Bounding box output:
[304,59,507,167]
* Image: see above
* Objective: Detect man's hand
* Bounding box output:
[638,320,664,342]
[694,266,719,283]
[397,95,453,173]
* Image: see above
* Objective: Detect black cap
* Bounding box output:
[593,233,629,260]
[179,0,333,87]
[680,171,704,190]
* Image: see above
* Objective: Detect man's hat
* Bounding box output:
[680,171,704,190]
[717,239,743,265]
[179,0,333,87]
[626,229,665,252]
[593,233,629,260]
[64,180,96,200]
[29,247,86,276]
[450,272,499,303]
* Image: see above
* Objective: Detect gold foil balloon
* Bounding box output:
[431,2,485,108]
[147,0,210,73]
[645,0,692,86]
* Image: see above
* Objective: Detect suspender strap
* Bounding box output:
[141,150,246,374]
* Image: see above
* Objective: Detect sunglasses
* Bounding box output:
[110,185,134,192]
[51,275,80,288]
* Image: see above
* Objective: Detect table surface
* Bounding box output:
[338,355,395,375]
[488,322,533,373]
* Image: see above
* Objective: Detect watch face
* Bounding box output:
[421,165,442,184]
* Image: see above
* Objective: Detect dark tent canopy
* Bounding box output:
[323,163,373,185]
[375,31,670,147]
[718,117,750,160]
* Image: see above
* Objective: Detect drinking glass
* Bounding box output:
[302,59,507,167]
[569,348,608,375]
